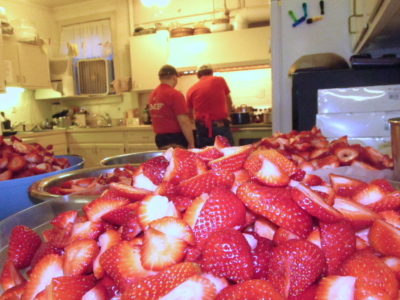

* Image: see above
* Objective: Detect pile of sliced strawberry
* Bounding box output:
[1,127,400,299]
[0,136,71,181]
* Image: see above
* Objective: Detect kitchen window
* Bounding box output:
[59,19,113,59]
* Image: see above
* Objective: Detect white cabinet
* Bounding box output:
[349,0,400,53]
[3,37,51,89]
[130,32,169,91]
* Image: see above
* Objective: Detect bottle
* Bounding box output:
[143,105,152,125]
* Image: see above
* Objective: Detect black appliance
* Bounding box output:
[292,67,400,131]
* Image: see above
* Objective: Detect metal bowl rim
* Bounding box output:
[100,150,164,166]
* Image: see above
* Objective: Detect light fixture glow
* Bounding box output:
[141,0,171,7]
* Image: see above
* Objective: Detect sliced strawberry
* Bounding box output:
[137,194,178,228]
[329,173,367,197]
[101,202,139,226]
[84,194,130,222]
[290,180,343,223]
[231,169,251,193]
[254,217,277,240]
[108,182,152,202]
[22,254,64,300]
[319,220,356,275]
[195,146,223,162]
[379,210,400,229]
[141,227,187,271]
[217,279,285,300]
[121,262,201,299]
[63,239,99,276]
[208,145,253,173]
[244,149,297,186]
[333,145,359,165]
[100,241,155,292]
[169,195,193,212]
[368,219,400,258]
[142,155,169,185]
[8,225,42,269]
[149,216,195,245]
[339,250,398,299]
[93,229,121,279]
[48,275,96,299]
[30,242,63,268]
[315,275,356,300]
[214,135,231,148]
[163,148,199,184]
[301,173,322,186]
[353,184,400,212]
[7,155,27,172]
[363,146,392,168]
[42,224,73,248]
[183,187,246,246]
[159,274,217,299]
[250,233,274,280]
[288,284,319,300]
[50,210,78,229]
[82,283,109,300]
[0,260,25,291]
[237,181,313,238]
[313,154,340,169]
[120,216,143,241]
[0,169,12,181]
[0,283,25,299]
[177,169,234,198]
[333,196,381,230]
[382,256,400,281]
[201,229,254,282]
[371,178,396,193]
[307,227,321,248]
[273,227,300,245]
[70,220,104,242]
[12,141,29,154]
[267,239,325,297]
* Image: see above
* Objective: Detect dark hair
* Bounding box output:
[197,68,213,78]
[158,64,178,79]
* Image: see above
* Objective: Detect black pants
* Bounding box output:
[195,120,234,148]
[155,132,188,149]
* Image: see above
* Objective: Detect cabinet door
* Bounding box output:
[130,33,169,90]
[126,143,159,153]
[69,144,97,168]
[96,143,125,163]
[3,38,20,86]
[17,43,51,88]
[0,34,5,92]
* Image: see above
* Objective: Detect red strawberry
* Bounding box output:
[82,283,109,300]
[333,145,359,164]
[101,202,139,226]
[382,256,400,281]
[339,250,398,299]
[183,187,246,246]
[137,194,178,228]
[50,210,78,229]
[1,283,25,299]
[208,145,253,173]
[266,239,325,297]
[237,181,313,238]
[30,242,63,268]
[201,229,254,282]
[100,241,155,292]
[0,169,12,181]
[371,178,396,193]
[141,155,169,185]
[160,274,217,299]
[329,173,367,197]
[177,169,234,198]
[244,149,297,186]
[63,239,99,276]
[319,220,356,275]
[22,254,64,300]
[288,284,319,300]
[216,279,285,300]
[368,219,400,257]
[83,194,130,222]
[231,169,251,193]
[363,146,391,168]
[313,154,339,169]
[108,182,152,202]
[333,196,381,230]
[214,135,231,148]
[290,180,343,223]
[273,227,300,245]
[121,262,201,299]
[379,210,400,228]
[353,184,400,212]
[301,173,322,186]
[315,275,356,300]
[48,275,96,300]
[169,195,193,212]
[42,224,73,248]
[8,225,42,269]
[250,233,274,279]
[163,148,199,184]
[93,229,121,279]
[120,216,143,241]
[70,220,104,242]
[0,260,25,291]
[7,155,26,172]
[194,146,223,162]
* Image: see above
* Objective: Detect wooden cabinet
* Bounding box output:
[0,34,5,92]
[68,143,125,167]
[16,132,68,156]
[3,37,51,89]
[130,32,169,91]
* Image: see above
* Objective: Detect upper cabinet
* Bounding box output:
[3,37,51,89]
[349,0,400,53]
[130,26,270,91]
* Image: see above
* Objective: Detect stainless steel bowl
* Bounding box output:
[100,151,164,166]
[29,164,133,203]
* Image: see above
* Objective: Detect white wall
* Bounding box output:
[270,0,352,133]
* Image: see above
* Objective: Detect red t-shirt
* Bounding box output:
[186,76,230,121]
[148,83,188,134]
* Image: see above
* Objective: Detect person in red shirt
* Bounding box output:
[148,64,195,149]
[186,64,234,148]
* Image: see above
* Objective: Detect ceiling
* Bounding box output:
[28,0,83,8]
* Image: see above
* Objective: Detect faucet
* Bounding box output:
[97,113,112,127]
[12,122,26,131]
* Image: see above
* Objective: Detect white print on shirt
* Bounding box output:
[149,103,164,110]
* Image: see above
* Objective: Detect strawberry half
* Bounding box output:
[201,229,254,282]
[121,262,201,299]
[83,194,130,222]
[63,239,100,276]
[290,180,343,223]
[353,183,400,212]
[237,181,313,238]
[329,173,367,198]
[319,220,356,275]
[163,148,199,184]
[0,260,25,291]
[142,155,169,185]
[266,239,325,297]
[177,169,234,198]
[368,219,400,258]
[8,225,42,269]
[93,229,121,279]
[208,145,253,173]
[137,195,178,228]
[160,274,217,299]
[216,279,285,300]
[108,182,152,202]
[183,187,246,246]
[315,275,356,300]
[339,250,398,299]
[48,275,96,300]
[50,210,78,229]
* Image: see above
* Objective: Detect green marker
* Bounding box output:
[288,10,298,22]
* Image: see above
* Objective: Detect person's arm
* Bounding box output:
[177,114,195,148]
